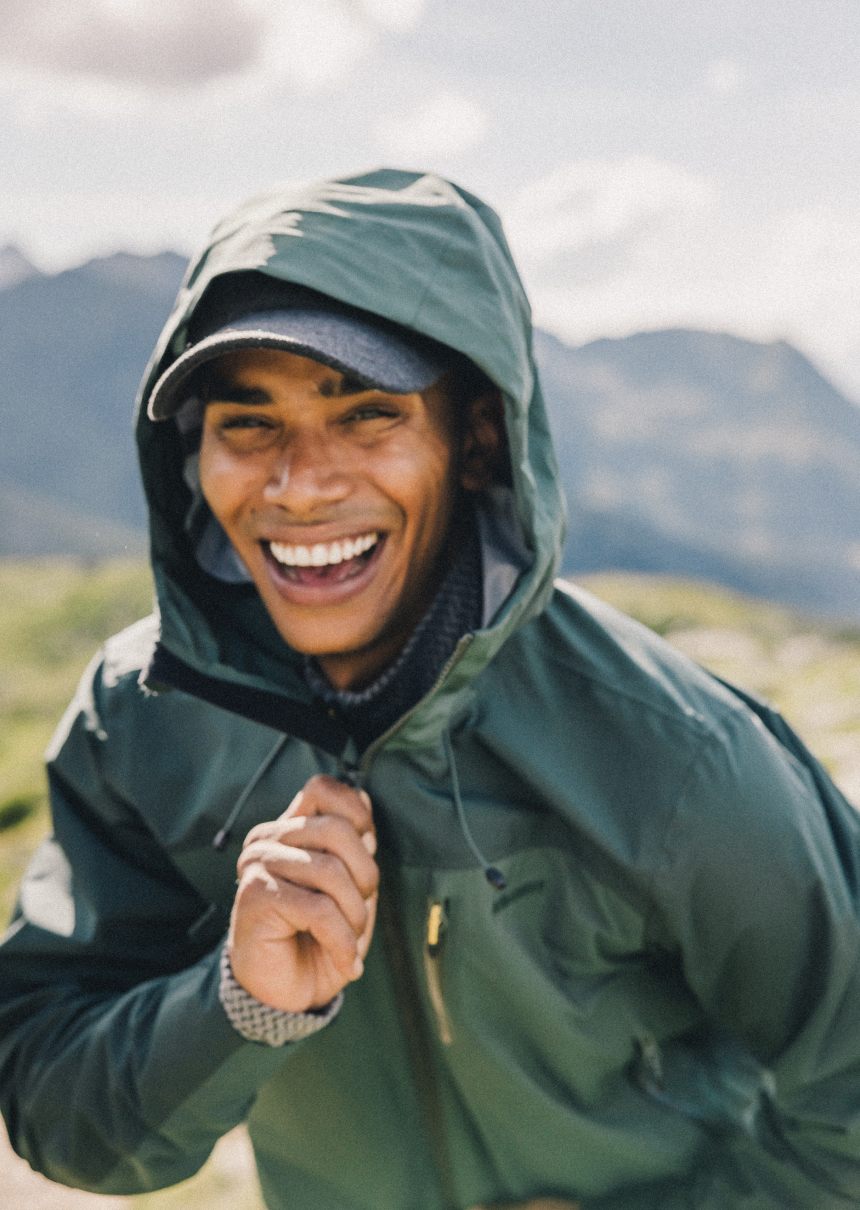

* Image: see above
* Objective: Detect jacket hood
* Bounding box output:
[135,168,566,756]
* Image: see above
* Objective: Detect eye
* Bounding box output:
[341,403,402,426]
[208,409,280,452]
[219,414,275,430]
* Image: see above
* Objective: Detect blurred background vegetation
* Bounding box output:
[2,557,859,1209]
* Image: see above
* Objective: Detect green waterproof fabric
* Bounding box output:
[3,170,860,1208]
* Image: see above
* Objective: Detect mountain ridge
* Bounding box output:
[1,252,858,619]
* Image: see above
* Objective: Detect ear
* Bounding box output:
[459,389,507,492]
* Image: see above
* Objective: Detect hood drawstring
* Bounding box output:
[443,731,506,891]
[213,734,290,851]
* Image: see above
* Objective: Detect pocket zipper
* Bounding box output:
[424,899,453,1045]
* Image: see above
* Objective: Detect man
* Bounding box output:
[2,169,860,1209]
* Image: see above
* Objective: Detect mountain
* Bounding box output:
[0,246,42,291]
[0,480,145,559]
[0,250,187,551]
[1,250,859,618]
[537,328,860,619]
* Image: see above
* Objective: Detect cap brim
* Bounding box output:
[148,309,449,420]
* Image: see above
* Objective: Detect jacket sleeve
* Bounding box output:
[593,700,860,1210]
[0,656,293,1195]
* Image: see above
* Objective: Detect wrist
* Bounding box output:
[218,944,342,1046]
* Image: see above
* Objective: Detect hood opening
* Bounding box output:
[135,170,566,739]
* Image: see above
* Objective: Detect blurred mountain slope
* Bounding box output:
[0,250,187,547]
[0,245,42,290]
[538,328,860,617]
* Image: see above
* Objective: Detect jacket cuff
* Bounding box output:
[218,944,343,1046]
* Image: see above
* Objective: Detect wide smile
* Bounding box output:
[261,530,387,602]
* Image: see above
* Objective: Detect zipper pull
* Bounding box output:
[427,901,445,956]
[338,763,361,789]
[424,899,452,1045]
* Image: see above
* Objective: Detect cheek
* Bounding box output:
[371,440,457,531]
[198,444,257,530]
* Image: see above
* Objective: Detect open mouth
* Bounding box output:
[265,531,382,586]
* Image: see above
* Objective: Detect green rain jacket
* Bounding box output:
[3,170,860,1210]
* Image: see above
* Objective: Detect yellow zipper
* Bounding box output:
[424,899,453,1045]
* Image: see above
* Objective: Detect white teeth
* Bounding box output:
[269,532,378,568]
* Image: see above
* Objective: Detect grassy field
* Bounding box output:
[0,558,155,925]
[1,557,859,1209]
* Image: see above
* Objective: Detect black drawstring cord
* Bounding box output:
[212,734,290,851]
[443,731,506,891]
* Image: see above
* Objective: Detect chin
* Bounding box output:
[269,612,381,660]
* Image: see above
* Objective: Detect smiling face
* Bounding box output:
[197,347,501,691]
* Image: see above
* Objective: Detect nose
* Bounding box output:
[262,429,351,513]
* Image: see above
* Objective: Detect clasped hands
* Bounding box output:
[227,774,378,1013]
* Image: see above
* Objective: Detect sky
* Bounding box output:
[3,0,860,395]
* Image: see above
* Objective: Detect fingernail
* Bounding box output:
[361,831,377,855]
[358,790,372,810]
[352,956,364,978]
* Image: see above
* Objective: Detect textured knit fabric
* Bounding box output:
[303,502,483,751]
[218,944,343,1046]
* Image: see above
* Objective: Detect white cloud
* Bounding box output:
[0,0,421,98]
[257,0,373,92]
[0,0,266,88]
[354,0,428,30]
[705,57,743,96]
[502,158,860,400]
[376,89,488,158]
[503,157,714,269]
[0,188,244,270]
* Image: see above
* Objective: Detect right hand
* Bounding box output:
[227,774,378,1013]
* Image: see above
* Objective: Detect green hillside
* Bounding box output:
[0,558,154,919]
[1,560,858,1210]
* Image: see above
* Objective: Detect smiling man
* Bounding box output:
[3,171,860,1210]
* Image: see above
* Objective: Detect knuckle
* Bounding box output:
[314,850,345,881]
[302,888,335,927]
[304,773,338,797]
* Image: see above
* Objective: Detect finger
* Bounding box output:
[286,775,374,833]
[237,842,370,936]
[357,889,377,959]
[233,870,364,985]
[246,815,378,897]
[242,776,375,855]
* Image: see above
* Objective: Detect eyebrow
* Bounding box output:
[205,371,372,404]
[206,382,273,405]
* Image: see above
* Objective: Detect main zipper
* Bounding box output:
[356,634,476,776]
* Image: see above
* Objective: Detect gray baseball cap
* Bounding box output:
[148,304,452,421]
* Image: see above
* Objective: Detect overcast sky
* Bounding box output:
[3,0,860,394]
